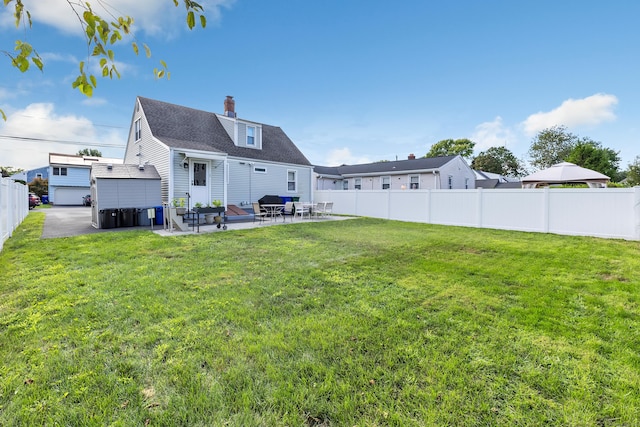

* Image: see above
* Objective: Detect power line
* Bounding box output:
[0,134,125,148]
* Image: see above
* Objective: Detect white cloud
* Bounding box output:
[522,93,618,136]
[0,103,125,170]
[8,0,235,37]
[325,148,372,167]
[471,116,517,152]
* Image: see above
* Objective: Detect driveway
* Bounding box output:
[41,206,150,239]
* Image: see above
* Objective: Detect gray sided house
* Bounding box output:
[315,154,476,191]
[90,163,161,228]
[123,96,313,209]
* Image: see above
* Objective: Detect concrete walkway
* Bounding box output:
[41,206,353,239]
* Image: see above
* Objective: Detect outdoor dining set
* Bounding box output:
[252,201,333,223]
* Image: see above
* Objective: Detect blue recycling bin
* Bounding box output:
[154,206,164,226]
[41,195,49,204]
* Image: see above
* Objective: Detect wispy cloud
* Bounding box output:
[471,116,517,152]
[522,93,618,136]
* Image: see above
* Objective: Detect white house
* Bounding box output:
[48,153,123,205]
[123,96,313,209]
[314,154,476,191]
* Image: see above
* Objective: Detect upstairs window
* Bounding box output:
[287,170,297,192]
[53,167,67,176]
[247,126,255,146]
[134,118,141,141]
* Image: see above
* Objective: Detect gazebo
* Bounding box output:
[521,162,610,188]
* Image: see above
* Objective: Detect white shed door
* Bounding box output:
[55,188,89,205]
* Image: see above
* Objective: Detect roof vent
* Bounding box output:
[138,164,145,170]
[107,164,113,170]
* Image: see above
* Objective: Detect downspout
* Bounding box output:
[168,148,175,203]
[434,170,441,189]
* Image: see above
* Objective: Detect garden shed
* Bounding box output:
[90,163,162,229]
[521,162,610,188]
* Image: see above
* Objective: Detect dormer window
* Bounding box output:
[247,126,255,146]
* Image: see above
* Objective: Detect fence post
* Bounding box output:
[476,188,483,228]
[425,189,431,224]
[634,187,640,240]
[543,188,550,233]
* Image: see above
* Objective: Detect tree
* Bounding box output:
[77,148,103,157]
[625,156,640,186]
[0,166,24,177]
[425,139,475,159]
[29,177,48,198]
[566,140,621,181]
[528,125,577,170]
[471,146,528,177]
[1,0,207,120]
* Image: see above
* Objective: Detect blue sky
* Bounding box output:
[1,0,639,172]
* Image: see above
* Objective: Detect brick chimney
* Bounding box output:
[224,96,236,118]
[408,153,416,160]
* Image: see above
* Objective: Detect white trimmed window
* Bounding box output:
[448,175,453,189]
[134,118,141,141]
[409,175,419,189]
[342,180,348,190]
[287,170,297,192]
[53,167,67,176]
[465,178,469,189]
[382,176,390,189]
[247,126,255,146]
[354,178,362,190]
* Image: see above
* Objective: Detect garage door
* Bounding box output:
[55,187,89,205]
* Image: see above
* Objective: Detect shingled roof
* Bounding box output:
[314,155,458,176]
[138,97,311,166]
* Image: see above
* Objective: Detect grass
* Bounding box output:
[1,213,639,426]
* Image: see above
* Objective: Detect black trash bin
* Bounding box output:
[100,209,118,229]
[119,208,135,227]
[137,208,151,226]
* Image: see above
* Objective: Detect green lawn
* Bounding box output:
[1,213,639,426]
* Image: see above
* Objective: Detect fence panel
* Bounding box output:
[314,187,640,241]
[0,177,29,251]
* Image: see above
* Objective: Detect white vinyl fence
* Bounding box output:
[315,187,640,241]
[0,176,29,251]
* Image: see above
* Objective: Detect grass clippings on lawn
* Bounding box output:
[1,213,639,426]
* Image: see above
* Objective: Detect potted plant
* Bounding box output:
[212,200,223,224]
[173,198,187,215]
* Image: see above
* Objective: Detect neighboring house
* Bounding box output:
[26,166,49,183]
[474,170,522,189]
[10,166,48,184]
[314,154,476,191]
[123,96,313,208]
[49,153,123,205]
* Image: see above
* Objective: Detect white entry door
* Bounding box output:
[190,160,210,207]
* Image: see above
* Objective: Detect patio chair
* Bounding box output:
[322,202,333,217]
[282,201,295,221]
[293,202,310,220]
[312,201,326,219]
[252,202,268,223]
